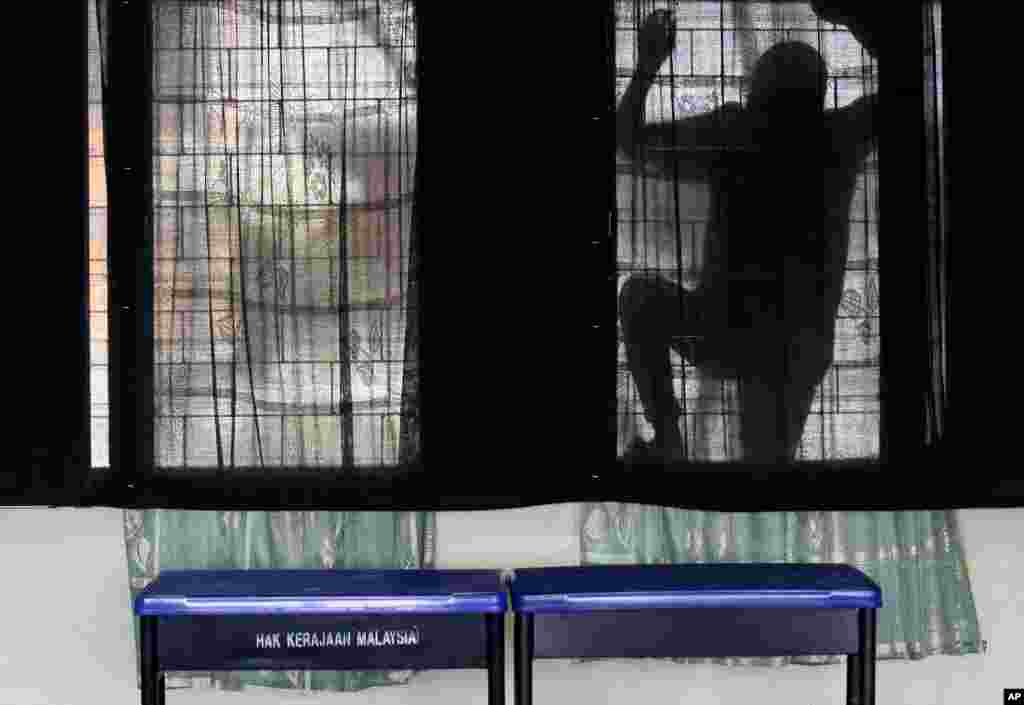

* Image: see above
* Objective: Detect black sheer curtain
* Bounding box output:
[92,0,426,504]
[17,1,92,502]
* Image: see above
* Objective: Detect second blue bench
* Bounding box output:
[509,563,880,705]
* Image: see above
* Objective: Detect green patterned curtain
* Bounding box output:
[581,504,982,664]
[123,509,436,692]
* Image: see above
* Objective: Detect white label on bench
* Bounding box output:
[253,628,421,649]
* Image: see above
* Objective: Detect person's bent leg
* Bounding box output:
[619,275,690,458]
[736,373,789,463]
[737,345,826,463]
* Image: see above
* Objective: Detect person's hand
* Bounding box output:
[809,1,881,57]
[636,9,676,73]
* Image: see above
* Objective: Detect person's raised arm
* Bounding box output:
[616,10,675,165]
[617,10,746,181]
[809,2,882,59]
[812,3,882,159]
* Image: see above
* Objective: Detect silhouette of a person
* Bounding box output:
[617,7,878,463]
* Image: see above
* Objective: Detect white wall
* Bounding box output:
[0,505,1020,705]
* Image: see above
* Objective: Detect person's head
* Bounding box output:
[747,42,827,118]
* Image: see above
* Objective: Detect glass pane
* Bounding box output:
[151,0,416,469]
[89,0,109,468]
[615,1,880,462]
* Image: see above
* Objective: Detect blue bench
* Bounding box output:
[509,563,881,705]
[133,569,507,705]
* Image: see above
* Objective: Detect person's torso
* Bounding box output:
[701,122,862,341]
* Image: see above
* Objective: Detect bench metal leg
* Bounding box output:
[847,609,877,705]
[514,613,534,705]
[487,613,506,705]
[140,617,161,705]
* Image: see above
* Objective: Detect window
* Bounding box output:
[145,0,414,470]
[11,1,1021,511]
[613,3,881,463]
